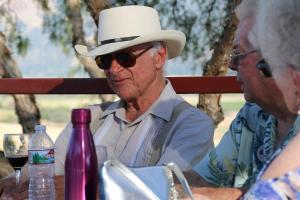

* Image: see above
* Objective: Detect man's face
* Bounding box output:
[229,17,276,104]
[103,43,166,101]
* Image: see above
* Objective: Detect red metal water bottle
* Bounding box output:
[65,108,98,200]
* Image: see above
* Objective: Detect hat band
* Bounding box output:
[99,36,139,46]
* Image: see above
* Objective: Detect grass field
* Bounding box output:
[0,94,245,178]
[0,93,245,149]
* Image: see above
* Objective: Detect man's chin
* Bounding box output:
[243,93,254,103]
[116,92,136,102]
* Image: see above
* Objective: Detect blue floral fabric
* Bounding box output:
[243,116,300,199]
[193,103,298,188]
[243,167,300,199]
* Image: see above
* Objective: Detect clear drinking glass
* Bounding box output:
[96,145,107,199]
[3,133,30,185]
[95,145,107,168]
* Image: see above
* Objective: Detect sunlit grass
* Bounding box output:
[222,101,245,113]
[0,94,245,145]
[0,94,245,123]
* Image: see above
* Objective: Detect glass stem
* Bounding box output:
[15,169,21,186]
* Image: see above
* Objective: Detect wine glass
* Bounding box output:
[3,133,30,185]
[95,145,107,168]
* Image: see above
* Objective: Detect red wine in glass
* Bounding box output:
[3,133,30,185]
[6,155,28,170]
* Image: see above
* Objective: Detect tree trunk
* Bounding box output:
[84,0,109,26]
[198,0,240,126]
[66,0,113,102]
[0,32,41,133]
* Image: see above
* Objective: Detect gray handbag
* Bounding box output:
[100,160,195,200]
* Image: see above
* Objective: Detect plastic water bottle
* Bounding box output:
[28,125,55,200]
[65,108,98,200]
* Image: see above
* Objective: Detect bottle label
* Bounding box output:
[28,149,55,164]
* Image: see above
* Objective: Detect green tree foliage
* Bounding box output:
[34,0,104,79]
[35,0,76,54]
[35,0,229,73]
[112,0,228,71]
[0,1,30,56]
[0,1,41,134]
[34,0,91,54]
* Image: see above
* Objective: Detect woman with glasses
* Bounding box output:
[243,0,300,199]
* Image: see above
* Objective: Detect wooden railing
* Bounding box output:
[0,76,241,94]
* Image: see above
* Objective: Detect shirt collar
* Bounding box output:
[149,79,179,122]
[99,79,179,123]
[100,99,122,118]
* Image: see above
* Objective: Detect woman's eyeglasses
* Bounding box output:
[95,45,153,70]
[230,49,257,67]
[256,59,272,78]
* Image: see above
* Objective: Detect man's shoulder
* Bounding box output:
[175,100,213,124]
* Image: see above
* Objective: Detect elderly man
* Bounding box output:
[0,5,214,198]
[56,5,214,173]
[185,0,298,198]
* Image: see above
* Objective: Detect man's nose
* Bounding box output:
[109,58,123,73]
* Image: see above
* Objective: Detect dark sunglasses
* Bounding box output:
[95,45,153,70]
[256,59,272,78]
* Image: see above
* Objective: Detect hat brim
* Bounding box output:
[75,30,186,59]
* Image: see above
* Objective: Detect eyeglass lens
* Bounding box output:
[230,50,256,67]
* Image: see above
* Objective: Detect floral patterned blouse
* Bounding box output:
[193,103,299,188]
[243,167,300,199]
[243,116,300,199]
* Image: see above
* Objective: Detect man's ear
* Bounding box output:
[154,46,167,70]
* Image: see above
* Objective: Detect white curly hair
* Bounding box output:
[249,0,300,74]
[235,0,259,20]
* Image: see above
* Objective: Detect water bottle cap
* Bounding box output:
[34,124,46,132]
[71,108,91,124]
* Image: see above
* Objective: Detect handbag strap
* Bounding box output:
[106,160,160,200]
[167,163,195,200]
[148,101,192,165]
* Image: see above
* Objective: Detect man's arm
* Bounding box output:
[0,174,15,196]
[0,163,29,198]
[183,170,213,187]
[176,171,244,200]
[157,106,214,171]
[0,178,28,200]
[190,187,243,200]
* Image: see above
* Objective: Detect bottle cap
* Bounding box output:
[71,108,91,124]
[34,124,46,132]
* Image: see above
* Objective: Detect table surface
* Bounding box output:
[55,175,64,200]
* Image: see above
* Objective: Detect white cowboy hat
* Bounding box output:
[75,5,186,59]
